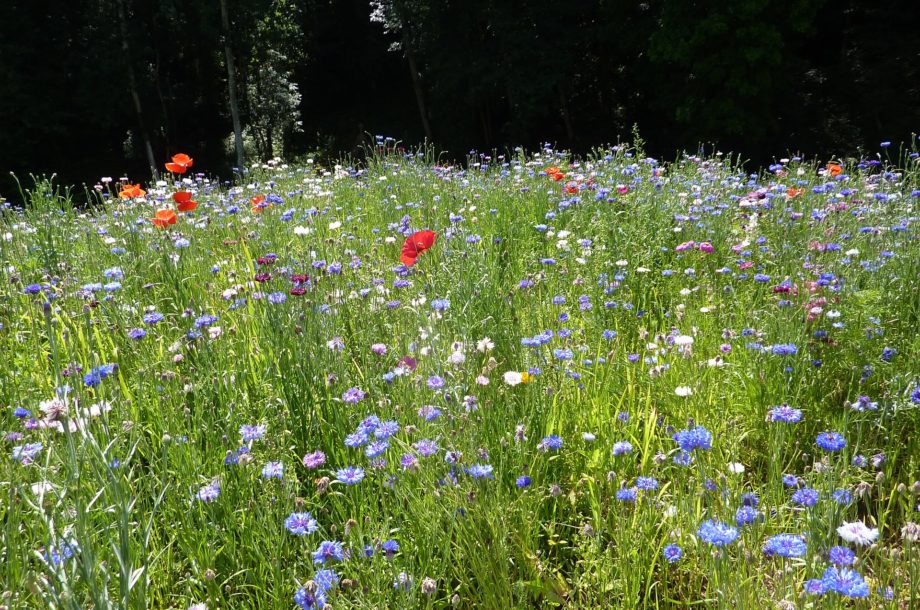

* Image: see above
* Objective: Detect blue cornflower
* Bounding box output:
[224,446,249,466]
[910,385,920,405]
[13,407,31,418]
[312,540,345,565]
[735,505,762,527]
[697,519,739,547]
[816,431,846,452]
[285,512,319,535]
[414,439,439,457]
[267,292,287,305]
[314,569,339,592]
[768,404,802,423]
[374,420,399,439]
[792,487,819,507]
[382,539,399,556]
[771,343,798,356]
[196,482,221,502]
[635,476,658,491]
[45,541,76,565]
[24,283,43,294]
[261,461,283,479]
[336,466,365,485]
[763,534,807,558]
[828,546,856,566]
[516,475,532,488]
[672,425,712,452]
[782,474,799,487]
[194,314,218,328]
[358,416,381,433]
[832,489,852,504]
[417,406,441,421]
[143,311,164,324]
[365,440,389,459]
[345,431,368,448]
[127,328,146,340]
[466,464,494,479]
[803,578,827,596]
[553,348,573,360]
[611,441,633,456]
[538,435,563,451]
[821,566,869,598]
[663,544,682,563]
[12,442,43,463]
[426,376,445,390]
[240,424,266,442]
[616,487,638,502]
[431,298,450,311]
[342,387,366,404]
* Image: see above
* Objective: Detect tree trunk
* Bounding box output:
[404,44,433,142]
[220,0,245,169]
[116,0,156,174]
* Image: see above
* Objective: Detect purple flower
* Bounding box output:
[196,482,221,502]
[312,540,344,565]
[663,544,682,563]
[816,431,846,452]
[303,451,326,469]
[336,466,365,485]
[285,512,318,535]
[342,387,366,404]
[261,461,284,479]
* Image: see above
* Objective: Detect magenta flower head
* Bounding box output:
[698,242,714,253]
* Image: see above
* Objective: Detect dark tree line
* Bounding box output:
[1,0,918,199]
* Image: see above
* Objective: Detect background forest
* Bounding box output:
[1,0,918,197]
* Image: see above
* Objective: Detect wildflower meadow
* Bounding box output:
[2,141,919,609]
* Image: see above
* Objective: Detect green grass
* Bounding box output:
[1,143,919,609]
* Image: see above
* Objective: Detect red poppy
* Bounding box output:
[826,163,842,177]
[251,194,270,213]
[564,182,579,194]
[151,209,177,228]
[786,188,803,199]
[400,230,436,266]
[119,183,146,199]
[173,191,197,212]
[165,153,194,174]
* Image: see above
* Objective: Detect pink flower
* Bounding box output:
[698,242,714,253]
[675,241,696,252]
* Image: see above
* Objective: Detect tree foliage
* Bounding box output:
[0,0,917,199]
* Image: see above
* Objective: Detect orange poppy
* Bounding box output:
[119,183,146,199]
[786,188,803,198]
[565,182,579,194]
[826,163,842,177]
[151,209,177,228]
[545,166,560,175]
[400,230,437,266]
[173,191,197,212]
[165,153,194,174]
[251,194,269,213]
